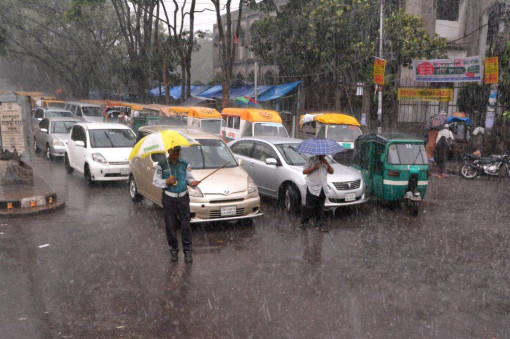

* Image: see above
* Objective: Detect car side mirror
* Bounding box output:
[40,128,48,133]
[75,140,85,147]
[236,158,244,166]
[266,158,278,166]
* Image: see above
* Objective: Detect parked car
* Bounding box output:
[65,123,136,184]
[129,126,262,223]
[33,117,81,160]
[32,107,74,130]
[228,136,368,214]
[65,101,104,123]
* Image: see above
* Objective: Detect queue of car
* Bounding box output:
[31,99,367,223]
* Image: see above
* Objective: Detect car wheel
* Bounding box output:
[34,138,40,153]
[129,175,143,202]
[64,153,73,174]
[45,144,53,160]
[281,184,300,215]
[84,164,94,185]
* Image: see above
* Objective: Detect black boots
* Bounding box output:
[170,249,179,262]
[184,250,193,264]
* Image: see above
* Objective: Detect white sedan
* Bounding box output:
[229,136,368,214]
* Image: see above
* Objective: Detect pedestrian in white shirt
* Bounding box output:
[300,155,334,232]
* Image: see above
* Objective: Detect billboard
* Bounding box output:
[412,56,482,82]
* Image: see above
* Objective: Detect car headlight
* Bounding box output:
[188,185,203,197]
[247,176,257,193]
[92,153,108,164]
[52,139,65,147]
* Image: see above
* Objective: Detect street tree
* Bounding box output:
[250,0,447,116]
[159,0,206,102]
[110,0,158,99]
[210,0,249,108]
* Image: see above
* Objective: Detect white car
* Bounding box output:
[64,122,136,184]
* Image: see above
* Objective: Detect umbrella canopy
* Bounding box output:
[233,96,262,108]
[425,112,448,129]
[295,138,344,155]
[128,130,199,160]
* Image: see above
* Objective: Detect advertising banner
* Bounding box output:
[412,56,482,82]
[484,57,498,84]
[398,88,453,102]
[373,58,387,85]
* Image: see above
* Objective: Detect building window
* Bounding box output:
[437,0,460,21]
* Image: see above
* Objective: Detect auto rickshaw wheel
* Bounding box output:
[410,201,419,217]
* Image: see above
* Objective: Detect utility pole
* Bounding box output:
[377,0,384,129]
[254,61,258,100]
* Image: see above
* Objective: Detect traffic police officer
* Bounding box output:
[153,146,199,263]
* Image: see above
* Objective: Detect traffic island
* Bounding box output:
[0,150,65,218]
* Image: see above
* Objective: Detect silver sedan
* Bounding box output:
[33,117,81,160]
[228,136,368,214]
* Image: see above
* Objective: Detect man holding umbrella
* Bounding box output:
[153,146,200,263]
[296,138,341,232]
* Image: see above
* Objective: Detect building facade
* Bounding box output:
[399,0,504,122]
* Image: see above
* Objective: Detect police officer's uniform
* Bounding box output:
[153,156,196,260]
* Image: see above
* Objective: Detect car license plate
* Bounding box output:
[120,168,130,175]
[409,165,419,173]
[221,206,236,216]
[345,193,356,202]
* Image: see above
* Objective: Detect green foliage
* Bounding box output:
[457,83,489,125]
[250,0,447,86]
[499,42,510,110]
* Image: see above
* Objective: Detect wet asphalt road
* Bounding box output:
[1,155,510,338]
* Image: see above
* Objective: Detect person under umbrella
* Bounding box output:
[295,139,342,232]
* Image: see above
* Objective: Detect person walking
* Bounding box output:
[435,124,454,179]
[300,155,334,232]
[153,146,200,263]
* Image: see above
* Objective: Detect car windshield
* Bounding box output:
[275,143,309,166]
[47,102,66,108]
[387,143,427,165]
[181,139,237,169]
[326,124,362,142]
[46,111,73,118]
[89,129,136,148]
[82,107,103,116]
[200,119,222,135]
[253,122,289,137]
[52,121,77,134]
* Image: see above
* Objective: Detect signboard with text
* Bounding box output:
[484,57,498,84]
[373,58,387,85]
[412,56,482,82]
[0,102,25,153]
[397,88,453,102]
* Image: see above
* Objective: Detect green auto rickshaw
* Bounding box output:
[350,133,429,216]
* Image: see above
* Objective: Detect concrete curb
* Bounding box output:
[0,200,65,218]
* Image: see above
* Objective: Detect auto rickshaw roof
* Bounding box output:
[221,108,282,123]
[357,133,424,145]
[168,106,192,115]
[188,107,221,119]
[299,112,360,127]
[121,102,145,111]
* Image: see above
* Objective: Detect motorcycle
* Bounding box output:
[460,151,510,179]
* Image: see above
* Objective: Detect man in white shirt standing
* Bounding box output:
[300,155,334,232]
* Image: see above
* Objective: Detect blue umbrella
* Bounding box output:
[295,138,344,155]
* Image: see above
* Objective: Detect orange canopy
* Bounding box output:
[221,108,282,123]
